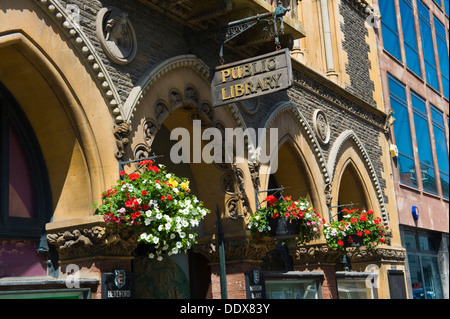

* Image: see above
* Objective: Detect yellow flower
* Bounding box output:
[180,181,190,191]
[169,178,178,188]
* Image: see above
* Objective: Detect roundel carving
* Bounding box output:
[96,7,137,65]
[313,109,330,145]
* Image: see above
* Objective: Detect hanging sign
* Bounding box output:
[245,270,266,299]
[211,48,293,107]
[101,270,135,299]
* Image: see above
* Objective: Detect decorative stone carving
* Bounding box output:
[114,121,132,159]
[295,244,406,266]
[313,109,330,145]
[295,244,342,265]
[96,7,137,65]
[238,98,260,115]
[225,197,239,219]
[143,119,158,148]
[324,183,333,206]
[155,101,170,124]
[47,224,139,260]
[248,160,261,190]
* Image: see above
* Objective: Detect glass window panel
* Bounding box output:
[379,0,402,60]
[418,1,439,91]
[414,113,434,164]
[393,101,414,156]
[408,254,425,299]
[389,77,407,100]
[430,106,444,126]
[420,163,438,194]
[419,234,439,252]
[404,232,418,250]
[400,0,422,76]
[440,172,449,199]
[8,126,36,218]
[398,154,418,186]
[445,0,450,16]
[265,279,319,299]
[421,256,444,299]
[433,127,449,172]
[434,16,449,99]
[337,278,375,299]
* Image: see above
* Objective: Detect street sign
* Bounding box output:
[211,48,293,107]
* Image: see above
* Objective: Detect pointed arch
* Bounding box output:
[259,101,329,217]
[0,31,112,222]
[329,130,388,226]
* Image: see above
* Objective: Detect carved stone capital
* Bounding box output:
[295,244,342,265]
[47,218,139,261]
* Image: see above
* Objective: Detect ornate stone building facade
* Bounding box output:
[0,0,407,299]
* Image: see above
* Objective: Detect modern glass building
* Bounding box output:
[375,0,449,299]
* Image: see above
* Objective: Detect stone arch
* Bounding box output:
[329,130,388,226]
[124,58,253,236]
[258,101,329,219]
[0,30,114,222]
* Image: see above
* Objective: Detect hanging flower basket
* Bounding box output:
[268,217,300,238]
[344,234,364,248]
[323,208,388,252]
[248,195,323,244]
[92,159,210,261]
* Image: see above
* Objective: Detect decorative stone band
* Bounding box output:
[46,216,139,261]
[295,244,407,265]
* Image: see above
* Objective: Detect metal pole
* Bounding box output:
[216,205,227,299]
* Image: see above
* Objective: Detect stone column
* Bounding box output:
[195,236,275,299]
[46,216,139,299]
[294,244,341,299]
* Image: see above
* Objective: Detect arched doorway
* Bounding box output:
[123,57,246,298]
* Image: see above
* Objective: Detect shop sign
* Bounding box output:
[211,48,293,107]
[245,270,266,299]
[101,270,135,299]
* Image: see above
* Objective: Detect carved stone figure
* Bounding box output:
[96,7,137,65]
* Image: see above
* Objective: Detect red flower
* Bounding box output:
[167,195,173,200]
[348,236,353,244]
[379,238,386,243]
[359,213,367,222]
[141,190,147,196]
[350,217,358,224]
[367,210,374,215]
[129,173,140,180]
[160,196,165,201]
[357,230,363,236]
[142,203,150,210]
[285,212,290,218]
[364,229,371,235]
[120,170,126,176]
[125,200,133,208]
[337,240,344,247]
[265,195,278,205]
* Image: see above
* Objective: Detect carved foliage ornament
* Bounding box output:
[96,7,137,65]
